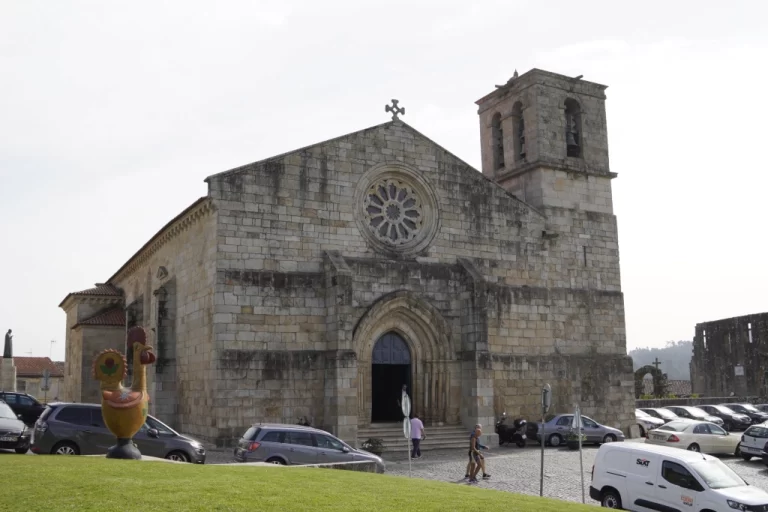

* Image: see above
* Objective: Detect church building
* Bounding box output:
[60,68,635,447]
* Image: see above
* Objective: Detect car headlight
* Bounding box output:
[727,499,748,510]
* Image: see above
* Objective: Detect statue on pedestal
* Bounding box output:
[3,329,11,359]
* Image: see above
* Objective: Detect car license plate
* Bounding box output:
[652,434,666,441]
[743,446,760,453]
[0,436,17,442]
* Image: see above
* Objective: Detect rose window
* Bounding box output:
[363,180,423,245]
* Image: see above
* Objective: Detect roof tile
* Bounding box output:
[13,357,64,378]
[75,307,125,328]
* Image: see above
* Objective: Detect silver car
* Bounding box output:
[234,423,384,473]
[535,414,625,446]
[635,408,665,437]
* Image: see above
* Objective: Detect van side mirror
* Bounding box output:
[148,428,159,438]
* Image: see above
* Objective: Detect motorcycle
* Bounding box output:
[496,412,527,448]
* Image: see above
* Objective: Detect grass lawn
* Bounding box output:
[0,455,595,511]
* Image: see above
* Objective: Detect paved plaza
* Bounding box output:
[206,439,768,506]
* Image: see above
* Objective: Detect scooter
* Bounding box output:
[496,412,528,448]
[510,418,528,448]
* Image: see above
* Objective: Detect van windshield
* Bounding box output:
[689,459,746,490]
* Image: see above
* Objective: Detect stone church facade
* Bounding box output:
[60,68,635,447]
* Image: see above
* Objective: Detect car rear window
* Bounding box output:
[243,427,260,441]
[746,427,768,438]
[55,406,93,426]
[658,421,689,432]
[39,406,56,422]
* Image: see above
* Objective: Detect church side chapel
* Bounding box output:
[60,68,635,448]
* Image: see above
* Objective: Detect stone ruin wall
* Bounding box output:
[691,312,768,397]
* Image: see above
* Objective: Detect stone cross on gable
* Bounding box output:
[385,99,405,121]
[652,357,662,370]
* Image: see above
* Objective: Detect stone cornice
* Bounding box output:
[107,197,214,285]
[495,159,617,182]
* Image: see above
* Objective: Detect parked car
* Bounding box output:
[753,404,768,413]
[0,391,45,426]
[638,407,684,424]
[589,441,768,511]
[645,420,741,455]
[0,400,30,454]
[30,402,205,463]
[723,403,768,424]
[535,414,625,447]
[635,409,665,437]
[662,406,724,427]
[233,423,385,472]
[699,404,752,431]
[738,423,768,462]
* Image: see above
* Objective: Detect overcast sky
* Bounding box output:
[1,1,765,362]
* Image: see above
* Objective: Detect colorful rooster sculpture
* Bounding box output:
[92,326,156,459]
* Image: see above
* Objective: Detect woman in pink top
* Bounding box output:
[410,414,425,458]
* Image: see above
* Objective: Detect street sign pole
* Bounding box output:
[539,383,551,497]
[402,393,412,478]
[576,405,585,504]
[42,369,51,404]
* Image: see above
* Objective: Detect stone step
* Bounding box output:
[358,423,471,452]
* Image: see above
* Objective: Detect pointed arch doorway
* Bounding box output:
[371,332,412,422]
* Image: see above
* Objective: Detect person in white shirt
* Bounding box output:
[410,414,425,459]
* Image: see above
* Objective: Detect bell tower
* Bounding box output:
[476,69,615,214]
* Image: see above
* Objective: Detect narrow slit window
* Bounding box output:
[749,323,753,344]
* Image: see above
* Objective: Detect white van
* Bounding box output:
[590,442,768,510]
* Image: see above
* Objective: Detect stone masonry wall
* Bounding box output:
[205,118,634,441]
[108,201,218,441]
[691,312,768,397]
[77,325,126,404]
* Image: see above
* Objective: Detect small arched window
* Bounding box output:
[491,112,505,170]
[512,102,525,161]
[564,98,582,158]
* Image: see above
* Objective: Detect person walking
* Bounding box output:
[410,414,425,459]
[465,424,491,483]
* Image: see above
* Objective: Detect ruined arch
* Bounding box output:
[634,365,667,398]
[352,291,455,425]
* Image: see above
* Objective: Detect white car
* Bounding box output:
[635,409,665,437]
[645,420,741,455]
[590,442,768,511]
[739,423,768,463]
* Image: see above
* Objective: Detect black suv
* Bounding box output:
[0,392,45,425]
[723,403,768,424]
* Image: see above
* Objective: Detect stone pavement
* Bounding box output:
[382,439,768,506]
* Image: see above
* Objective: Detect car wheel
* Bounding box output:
[603,434,617,444]
[742,454,753,461]
[687,443,700,452]
[638,425,646,438]
[601,489,622,509]
[166,451,190,463]
[734,444,741,457]
[52,441,79,456]
[548,434,563,447]
[266,457,286,465]
[14,447,28,454]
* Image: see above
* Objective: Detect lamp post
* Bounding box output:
[539,383,551,497]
